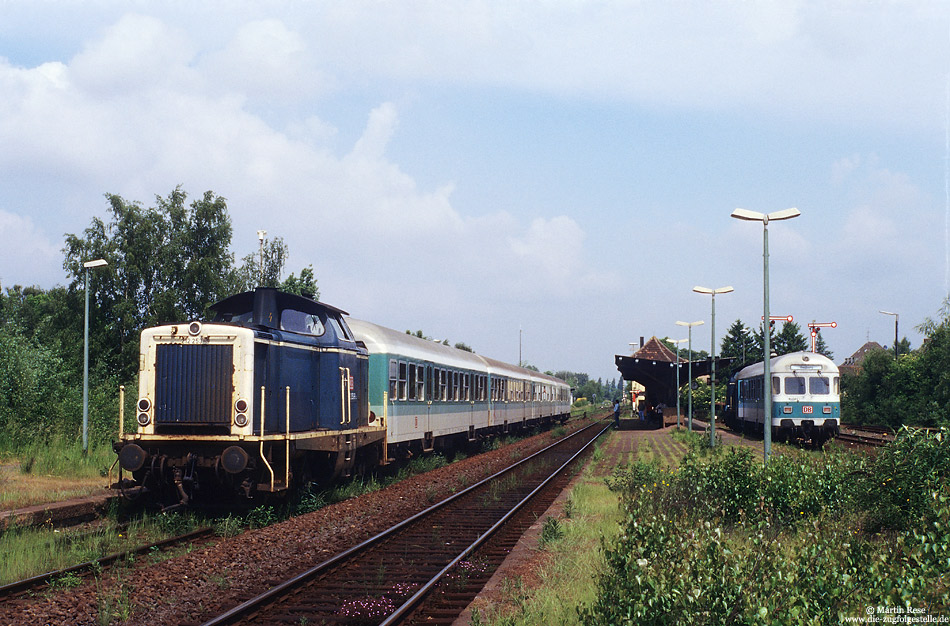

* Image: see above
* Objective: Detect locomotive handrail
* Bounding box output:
[259,386,275,491]
[285,386,290,489]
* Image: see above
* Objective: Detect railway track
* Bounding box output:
[200,420,609,626]
[837,424,894,448]
[0,526,215,600]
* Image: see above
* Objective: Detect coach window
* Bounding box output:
[440,369,448,401]
[785,376,806,395]
[389,360,398,399]
[408,364,417,400]
[453,371,461,401]
[809,376,830,395]
[398,361,408,400]
[416,366,425,400]
[425,366,433,401]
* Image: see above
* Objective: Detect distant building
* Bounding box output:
[839,341,885,375]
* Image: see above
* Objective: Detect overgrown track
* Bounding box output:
[0,526,214,600]
[838,424,894,448]
[201,421,609,626]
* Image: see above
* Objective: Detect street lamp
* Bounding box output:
[731,207,801,462]
[676,320,704,432]
[670,338,688,428]
[83,258,109,454]
[693,286,734,447]
[879,310,899,359]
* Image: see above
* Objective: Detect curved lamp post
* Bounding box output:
[693,286,734,447]
[83,258,109,454]
[879,310,899,359]
[675,320,704,432]
[731,207,800,462]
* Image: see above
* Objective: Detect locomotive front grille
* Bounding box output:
[155,344,234,425]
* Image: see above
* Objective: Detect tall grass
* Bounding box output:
[0,437,114,510]
[0,512,204,586]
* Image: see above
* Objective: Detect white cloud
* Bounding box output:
[0,210,62,287]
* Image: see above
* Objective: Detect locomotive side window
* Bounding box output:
[327,316,354,341]
[785,376,806,395]
[280,308,326,335]
[809,376,830,395]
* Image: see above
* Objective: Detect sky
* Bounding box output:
[1,1,949,383]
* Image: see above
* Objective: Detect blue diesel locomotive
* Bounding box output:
[723,351,840,446]
[114,288,571,504]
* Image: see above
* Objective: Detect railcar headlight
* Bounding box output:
[137,398,151,412]
[783,406,793,414]
[137,412,151,427]
[234,412,248,427]
[823,406,832,414]
[188,321,202,336]
[235,399,248,413]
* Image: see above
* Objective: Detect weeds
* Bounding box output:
[538,516,563,549]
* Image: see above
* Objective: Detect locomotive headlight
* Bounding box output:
[234,412,248,427]
[137,398,151,412]
[188,321,202,336]
[137,412,151,427]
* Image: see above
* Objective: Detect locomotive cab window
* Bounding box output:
[279,308,326,336]
[785,376,806,395]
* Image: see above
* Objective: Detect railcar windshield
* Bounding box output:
[809,376,830,395]
[784,376,806,395]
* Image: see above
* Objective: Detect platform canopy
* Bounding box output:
[614,336,728,406]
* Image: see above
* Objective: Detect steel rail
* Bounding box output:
[380,422,610,625]
[0,526,214,599]
[200,420,607,626]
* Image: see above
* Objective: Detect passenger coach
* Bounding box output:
[348,319,572,460]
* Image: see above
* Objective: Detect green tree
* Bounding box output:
[812,328,835,359]
[773,320,809,355]
[718,319,756,378]
[63,188,236,379]
[280,265,320,299]
[233,236,288,292]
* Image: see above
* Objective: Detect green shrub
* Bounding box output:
[581,429,950,624]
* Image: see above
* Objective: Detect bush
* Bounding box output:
[580,430,950,624]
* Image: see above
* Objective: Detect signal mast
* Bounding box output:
[808,322,837,353]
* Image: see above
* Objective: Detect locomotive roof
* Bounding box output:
[209,288,348,328]
[734,351,839,380]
